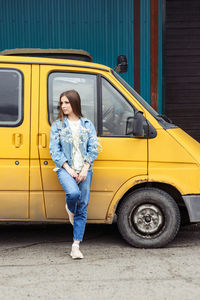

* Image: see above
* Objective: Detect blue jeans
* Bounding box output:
[56,168,93,241]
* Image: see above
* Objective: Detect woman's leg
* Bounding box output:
[57,168,92,259]
[56,168,80,214]
[73,170,93,242]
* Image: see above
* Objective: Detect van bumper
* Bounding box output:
[183,195,200,222]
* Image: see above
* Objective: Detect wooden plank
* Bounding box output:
[165,0,200,142]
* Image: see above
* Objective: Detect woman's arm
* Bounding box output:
[83,121,99,165]
[63,161,78,180]
[49,122,68,168]
[77,121,99,183]
[77,162,90,184]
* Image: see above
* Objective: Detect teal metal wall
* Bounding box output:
[139,0,163,114]
[0,0,133,85]
[0,0,163,111]
[140,0,151,105]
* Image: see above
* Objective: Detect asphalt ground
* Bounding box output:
[0,222,199,300]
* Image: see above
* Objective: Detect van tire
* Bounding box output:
[117,188,180,248]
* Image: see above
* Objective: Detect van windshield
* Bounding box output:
[112,70,177,129]
[111,70,159,118]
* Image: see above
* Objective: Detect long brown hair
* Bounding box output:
[57,90,83,121]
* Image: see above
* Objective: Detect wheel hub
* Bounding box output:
[133,204,164,234]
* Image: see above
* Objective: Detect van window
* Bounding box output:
[102,78,135,136]
[0,69,23,127]
[48,72,97,129]
[112,70,159,118]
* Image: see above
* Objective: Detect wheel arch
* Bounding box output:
[106,180,189,225]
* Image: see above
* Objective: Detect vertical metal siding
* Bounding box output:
[134,0,140,93]
[140,0,151,104]
[0,0,163,108]
[0,0,134,86]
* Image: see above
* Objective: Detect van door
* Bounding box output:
[0,64,31,219]
[39,66,147,221]
[38,66,98,220]
[90,76,148,219]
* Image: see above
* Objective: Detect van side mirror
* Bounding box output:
[114,55,128,73]
[126,111,145,137]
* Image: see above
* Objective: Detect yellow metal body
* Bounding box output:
[0,55,200,223]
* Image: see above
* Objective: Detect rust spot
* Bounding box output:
[106,213,114,224]
[134,179,148,184]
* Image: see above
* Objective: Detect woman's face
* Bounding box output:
[60,96,73,116]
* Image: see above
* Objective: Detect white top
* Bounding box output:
[68,119,84,173]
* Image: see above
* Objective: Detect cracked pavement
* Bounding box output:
[0,222,199,300]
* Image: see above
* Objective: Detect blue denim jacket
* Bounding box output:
[49,117,98,170]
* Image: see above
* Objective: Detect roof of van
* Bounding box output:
[0,48,110,72]
[0,48,93,62]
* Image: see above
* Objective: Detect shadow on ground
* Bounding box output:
[0,222,199,248]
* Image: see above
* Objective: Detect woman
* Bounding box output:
[49,90,98,259]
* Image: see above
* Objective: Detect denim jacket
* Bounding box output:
[49,117,98,170]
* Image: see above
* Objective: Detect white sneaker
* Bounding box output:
[70,245,84,259]
[65,204,74,225]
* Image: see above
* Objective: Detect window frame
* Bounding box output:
[47,71,139,138]
[0,68,24,128]
[99,75,136,138]
[47,70,99,132]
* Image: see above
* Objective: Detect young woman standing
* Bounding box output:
[49,90,98,259]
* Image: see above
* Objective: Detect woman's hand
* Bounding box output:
[62,162,78,180]
[77,162,90,184]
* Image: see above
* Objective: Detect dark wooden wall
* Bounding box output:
[165,0,200,142]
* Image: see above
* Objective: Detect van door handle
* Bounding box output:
[14,133,22,148]
[39,133,47,148]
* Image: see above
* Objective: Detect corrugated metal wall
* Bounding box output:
[0,0,163,111]
[140,0,151,104]
[0,0,133,85]
[133,0,163,113]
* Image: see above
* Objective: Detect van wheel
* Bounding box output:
[117,188,180,248]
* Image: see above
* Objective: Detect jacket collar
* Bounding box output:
[63,117,88,127]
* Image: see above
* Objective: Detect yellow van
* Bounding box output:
[0,48,200,248]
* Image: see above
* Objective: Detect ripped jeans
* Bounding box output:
[57,168,93,241]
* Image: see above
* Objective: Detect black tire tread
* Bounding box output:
[117,187,181,248]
